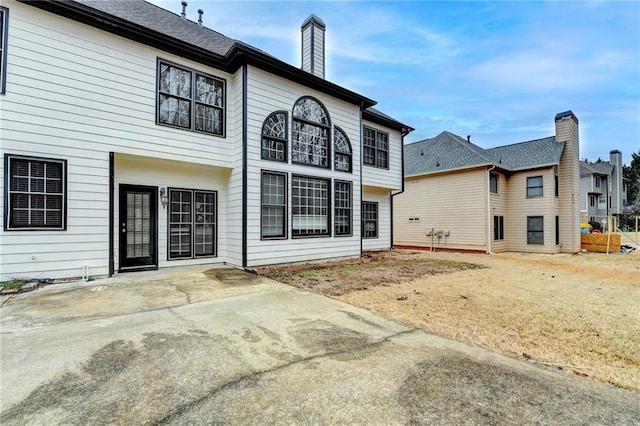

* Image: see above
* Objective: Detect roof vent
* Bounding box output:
[197,8,203,27]
[467,135,471,143]
[181,1,187,20]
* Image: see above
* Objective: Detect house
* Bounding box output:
[0,0,412,281]
[580,151,628,224]
[393,111,580,254]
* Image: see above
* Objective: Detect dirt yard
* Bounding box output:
[259,249,640,392]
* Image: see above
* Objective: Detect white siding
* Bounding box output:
[0,2,239,280]
[393,169,487,251]
[362,120,403,190]
[363,187,392,251]
[244,67,362,266]
[114,154,230,271]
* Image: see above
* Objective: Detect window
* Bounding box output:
[168,189,216,259]
[292,97,330,167]
[334,127,352,172]
[292,175,329,237]
[527,216,544,245]
[362,201,378,238]
[526,176,543,197]
[261,111,288,162]
[363,126,389,168]
[555,216,559,245]
[0,7,8,95]
[261,171,287,239]
[5,155,66,230]
[598,195,606,209]
[590,196,595,207]
[490,174,498,194]
[554,174,559,197]
[334,181,352,236]
[493,216,504,241]
[595,176,600,188]
[157,60,225,136]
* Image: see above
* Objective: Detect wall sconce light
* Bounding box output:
[160,187,169,210]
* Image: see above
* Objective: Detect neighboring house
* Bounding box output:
[0,0,412,281]
[393,111,580,254]
[579,151,628,224]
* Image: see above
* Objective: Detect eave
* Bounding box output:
[20,0,377,109]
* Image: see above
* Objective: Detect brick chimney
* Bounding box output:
[301,15,326,79]
[555,111,580,253]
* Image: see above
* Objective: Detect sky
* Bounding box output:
[149,0,640,166]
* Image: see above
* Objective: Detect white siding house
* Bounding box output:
[0,0,412,281]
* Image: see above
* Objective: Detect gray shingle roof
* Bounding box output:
[363,107,414,132]
[75,0,237,56]
[486,136,564,170]
[405,132,565,177]
[580,161,613,176]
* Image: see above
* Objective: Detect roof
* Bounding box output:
[21,0,389,113]
[405,132,565,177]
[363,107,414,134]
[580,161,614,176]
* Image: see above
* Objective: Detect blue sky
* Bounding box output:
[149,0,640,165]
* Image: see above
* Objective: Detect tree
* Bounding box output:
[623,149,640,212]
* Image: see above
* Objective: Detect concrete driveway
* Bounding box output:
[1,266,638,425]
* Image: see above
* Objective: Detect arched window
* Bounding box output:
[292,97,330,167]
[333,127,352,172]
[261,111,288,162]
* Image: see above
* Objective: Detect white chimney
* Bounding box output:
[301,15,326,79]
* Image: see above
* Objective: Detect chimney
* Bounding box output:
[610,149,624,214]
[301,15,326,79]
[554,110,580,253]
[181,1,187,20]
[466,135,471,143]
[197,8,203,27]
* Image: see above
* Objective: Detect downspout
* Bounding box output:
[109,152,114,276]
[486,164,496,254]
[390,127,410,250]
[242,65,248,268]
[359,106,364,258]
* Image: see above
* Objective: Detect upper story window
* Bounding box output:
[261,111,288,162]
[0,7,8,95]
[595,176,600,188]
[526,176,543,197]
[5,154,66,230]
[490,173,498,194]
[363,126,389,169]
[157,60,225,136]
[292,97,330,167]
[334,127,352,172]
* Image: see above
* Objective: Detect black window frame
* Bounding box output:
[0,7,8,95]
[167,188,217,259]
[490,173,498,194]
[493,215,504,241]
[526,176,543,198]
[291,96,331,168]
[4,154,67,231]
[334,180,352,236]
[362,201,379,239]
[334,126,353,173]
[363,126,389,169]
[261,111,288,162]
[527,216,544,245]
[261,170,287,239]
[156,59,226,137]
[291,175,331,238]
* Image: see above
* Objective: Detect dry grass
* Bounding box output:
[259,249,640,391]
